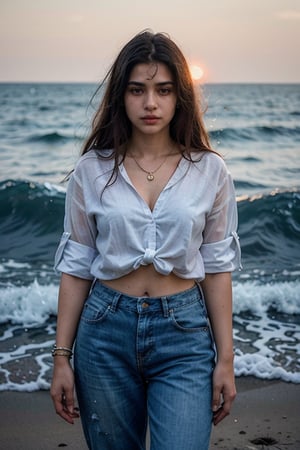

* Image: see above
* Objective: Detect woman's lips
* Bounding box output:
[141,116,160,125]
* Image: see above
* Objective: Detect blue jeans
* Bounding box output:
[74,282,215,450]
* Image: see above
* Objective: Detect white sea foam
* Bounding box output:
[44,181,66,194]
[0,340,55,392]
[1,279,299,326]
[233,313,300,383]
[234,352,300,383]
[233,280,300,315]
[0,279,299,390]
[232,280,300,383]
[0,280,58,326]
[0,380,51,392]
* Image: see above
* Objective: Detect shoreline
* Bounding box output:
[0,377,299,449]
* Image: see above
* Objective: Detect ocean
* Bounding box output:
[0,82,299,391]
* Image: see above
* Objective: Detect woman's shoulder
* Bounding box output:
[188,149,233,192]
[76,148,114,165]
[73,149,115,178]
[190,149,228,173]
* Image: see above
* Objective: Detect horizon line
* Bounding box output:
[0,80,299,85]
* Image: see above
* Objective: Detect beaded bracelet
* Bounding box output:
[51,344,73,359]
[52,350,73,358]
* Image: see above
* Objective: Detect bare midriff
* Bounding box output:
[100,264,195,297]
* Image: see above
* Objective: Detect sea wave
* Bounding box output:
[0,280,58,326]
[1,179,299,273]
[26,131,81,144]
[210,125,300,143]
[233,279,300,315]
[237,189,300,271]
[0,278,299,327]
[0,179,65,262]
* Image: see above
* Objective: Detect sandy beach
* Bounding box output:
[0,377,299,450]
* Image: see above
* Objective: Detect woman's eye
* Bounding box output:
[129,88,143,95]
[159,88,172,95]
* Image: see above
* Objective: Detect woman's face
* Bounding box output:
[124,62,177,137]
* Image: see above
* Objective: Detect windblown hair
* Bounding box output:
[81,30,214,181]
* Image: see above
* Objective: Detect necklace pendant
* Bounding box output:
[147,173,154,181]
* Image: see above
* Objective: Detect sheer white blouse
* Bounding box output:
[54,149,241,281]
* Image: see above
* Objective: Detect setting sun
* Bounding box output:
[189,65,204,81]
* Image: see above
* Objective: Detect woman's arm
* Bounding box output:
[50,273,93,424]
[201,272,236,426]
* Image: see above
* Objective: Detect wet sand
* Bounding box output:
[0,377,299,449]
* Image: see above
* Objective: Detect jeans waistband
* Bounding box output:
[92,281,203,316]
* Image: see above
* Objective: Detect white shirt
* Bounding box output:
[54,149,241,280]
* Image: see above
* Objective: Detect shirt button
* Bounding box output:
[142,302,149,308]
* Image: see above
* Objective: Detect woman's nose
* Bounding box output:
[144,91,157,110]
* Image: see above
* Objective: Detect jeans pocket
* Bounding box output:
[170,299,209,332]
[80,294,111,324]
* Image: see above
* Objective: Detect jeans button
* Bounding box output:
[142,302,149,308]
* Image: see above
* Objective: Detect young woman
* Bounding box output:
[51,30,241,450]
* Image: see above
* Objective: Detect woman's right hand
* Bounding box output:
[50,358,80,424]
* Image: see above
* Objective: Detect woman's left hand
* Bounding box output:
[211,360,236,426]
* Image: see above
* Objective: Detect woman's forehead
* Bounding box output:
[128,62,173,83]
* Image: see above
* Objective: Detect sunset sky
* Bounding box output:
[1,0,299,83]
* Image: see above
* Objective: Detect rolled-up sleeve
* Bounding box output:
[54,232,98,279]
[200,167,242,273]
[54,168,98,279]
[201,231,241,272]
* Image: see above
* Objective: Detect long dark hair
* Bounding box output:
[81,30,214,182]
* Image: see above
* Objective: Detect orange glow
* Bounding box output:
[189,65,204,81]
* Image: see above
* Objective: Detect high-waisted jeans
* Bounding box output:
[74,282,215,450]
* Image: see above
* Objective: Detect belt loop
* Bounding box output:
[195,281,204,300]
[110,292,122,313]
[161,296,169,318]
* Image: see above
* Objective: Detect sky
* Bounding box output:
[1,0,300,83]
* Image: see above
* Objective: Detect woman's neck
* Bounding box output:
[127,134,179,160]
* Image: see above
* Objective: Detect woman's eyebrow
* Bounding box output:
[127,81,174,86]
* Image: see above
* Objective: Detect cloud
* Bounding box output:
[275,10,300,20]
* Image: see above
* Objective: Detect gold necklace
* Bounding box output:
[132,156,167,181]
